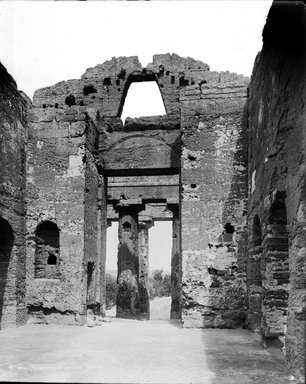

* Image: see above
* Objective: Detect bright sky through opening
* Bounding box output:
[121,82,167,122]
[106,221,172,272]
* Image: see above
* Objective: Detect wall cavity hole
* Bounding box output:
[190,184,197,189]
[117,69,126,80]
[171,76,175,84]
[54,103,58,109]
[83,84,97,96]
[224,223,235,234]
[103,77,111,86]
[42,104,46,109]
[65,95,76,107]
[188,155,196,162]
[123,221,132,232]
[47,253,57,265]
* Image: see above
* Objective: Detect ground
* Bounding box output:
[0,316,290,383]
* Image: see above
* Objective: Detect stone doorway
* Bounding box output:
[105,201,181,320]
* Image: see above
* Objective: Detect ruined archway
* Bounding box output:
[0,217,14,329]
[261,193,289,342]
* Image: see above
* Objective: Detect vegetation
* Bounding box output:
[148,269,171,300]
[105,269,171,308]
[105,273,118,310]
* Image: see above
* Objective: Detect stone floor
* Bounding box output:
[0,318,291,383]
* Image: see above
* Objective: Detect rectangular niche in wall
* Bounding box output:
[34,221,60,279]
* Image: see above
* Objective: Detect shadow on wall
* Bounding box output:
[215,107,248,327]
[170,132,181,171]
[0,217,14,329]
[116,242,140,318]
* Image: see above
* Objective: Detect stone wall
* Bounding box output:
[26,101,100,324]
[180,71,249,328]
[0,63,28,329]
[25,53,250,326]
[245,1,305,382]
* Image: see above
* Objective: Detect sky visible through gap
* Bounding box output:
[106,221,172,272]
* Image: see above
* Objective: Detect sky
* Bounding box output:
[0,1,271,271]
[107,222,172,271]
[0,1,271,99]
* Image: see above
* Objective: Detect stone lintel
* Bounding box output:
[138,216,154,230]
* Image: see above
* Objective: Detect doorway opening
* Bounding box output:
[105,221,119,317]
[105,218,174,320]
[149,221,172,320]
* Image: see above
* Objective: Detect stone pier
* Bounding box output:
[116,204,143,319]
[138,216,154,319]
[168,204,181,319]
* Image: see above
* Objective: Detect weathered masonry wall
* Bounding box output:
[180,71,249,328]
[0,63,29,329]
[245,2,305,383]
[26,101,100,324]
[25,53,250,327]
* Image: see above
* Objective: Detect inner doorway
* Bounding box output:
[105,219,172,319]
[149,221,172,320]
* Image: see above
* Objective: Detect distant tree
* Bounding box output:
[105,273,118,309]
[149,269,171,300]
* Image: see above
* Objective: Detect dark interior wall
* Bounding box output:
[246,1,305,382]
[0,63,28,329]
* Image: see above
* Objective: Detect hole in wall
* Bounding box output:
[224,222,235,234]
[123,221,132,232]
[117,69,126,80]
[47,253,57,265]
[35,221,60,278]
[188,154,197,162]
[83,84,97,96]
[103,77,111,87]
[120,81,166,123]
[65,95,76,107]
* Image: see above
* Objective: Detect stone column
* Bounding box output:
[138,216,154,320]
[167,204,181,319]
[115,203,143,319]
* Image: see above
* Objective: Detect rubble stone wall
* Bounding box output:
[0,63,28,329]
[246,2,305,382]
[180,72,249,328]
[25,53,250,327]
[26,104,99,324]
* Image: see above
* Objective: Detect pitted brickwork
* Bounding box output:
[180,72,249,328]
[0,4,304,379]
[0,63,29,329]
[245,2,305,382]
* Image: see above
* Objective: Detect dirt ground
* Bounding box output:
[0,315,290,383]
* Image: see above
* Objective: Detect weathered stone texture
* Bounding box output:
[245,1,305,382]
[26,105,100,324]
[0,63,28,329]
[180,72,249,328]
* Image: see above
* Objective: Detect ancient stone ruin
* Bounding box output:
[0,1,304,382]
